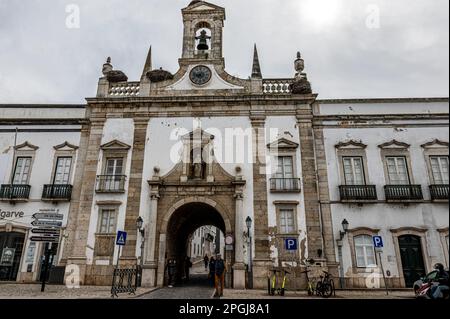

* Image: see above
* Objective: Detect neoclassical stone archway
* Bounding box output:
[142,139,246,288]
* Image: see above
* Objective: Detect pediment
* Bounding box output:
[100,140,131,150]
[184,1,225,12]
[421,139,449,149]
[54,141,79,151]
[378,140,410,149]
[267,138,299,150]
[14,141,38,151]
[165,65,245,92]
[181,128,215,142]
[335,140,367,149]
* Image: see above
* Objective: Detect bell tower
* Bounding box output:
[180,1,225,64]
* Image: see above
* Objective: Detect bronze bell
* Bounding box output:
[196,30,210,51]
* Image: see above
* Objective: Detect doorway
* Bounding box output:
[0,232,25,281]
[399,235,426,287]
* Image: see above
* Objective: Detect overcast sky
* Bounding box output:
[0,0,448,103]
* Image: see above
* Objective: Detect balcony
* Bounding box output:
[384,185,423,202]
[270,178,301,193]
[429,184,449,201]
[0,184,31,201]
[96,175,126,193]
[339,185,378,202]
[42,184,73,201]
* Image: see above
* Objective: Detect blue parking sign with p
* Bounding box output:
[116,231,127,246]
[285,238,298,251]
[373,236,383,248]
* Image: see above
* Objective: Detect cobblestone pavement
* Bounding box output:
[140,262,216,299]
[0,283,154,299]
[221,289,415,299]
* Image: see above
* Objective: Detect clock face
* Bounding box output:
[225,235,234,245]
[190,65,212,86]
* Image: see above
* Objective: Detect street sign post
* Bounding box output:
[31,220,63,228]
[115,231,127,268]
[32,212,64,221]
[373,235,389,296]
[285,238,298,251]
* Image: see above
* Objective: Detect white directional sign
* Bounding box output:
[30,236,59,243]
[32,213,64,221]
[31,220,63,228]
[31,228,60,235]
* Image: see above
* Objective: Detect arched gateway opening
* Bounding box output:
[166,202,227,285]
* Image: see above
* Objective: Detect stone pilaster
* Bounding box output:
[142,173,160,287]
[64,117,106,284]
[250,114,272,289]
[233,178,246,289]
[296,110,324,260]
[120,117,150,265]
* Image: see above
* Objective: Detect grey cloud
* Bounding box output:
[0,0,448,103]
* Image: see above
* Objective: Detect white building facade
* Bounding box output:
[0,1,448,290]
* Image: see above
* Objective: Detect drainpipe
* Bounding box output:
[9,127,18,184]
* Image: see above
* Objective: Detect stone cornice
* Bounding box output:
[317,97,449,104]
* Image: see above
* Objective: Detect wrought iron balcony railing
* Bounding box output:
[429,184,449,201]
[0,184,31,200]
[96,175,126,193]
[270,178,301,192]
[384,185,423,201]
[339,185,378,202]
[42,184,73,201]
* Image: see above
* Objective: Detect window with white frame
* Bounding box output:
[342,157,366,185]
[275,156,294,179]
[279,208,296,234]
[430,156,449,185]
[386,156,410,185]
[354,235,377,268]
[13,157,32,184]
[98,208,117,234]
[53,157,72,184]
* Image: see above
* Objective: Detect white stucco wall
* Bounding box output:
[86,118,134,265]
[323,124,449,282]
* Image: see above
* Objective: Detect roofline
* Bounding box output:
[316,97,449,104]
[0,104,86,109]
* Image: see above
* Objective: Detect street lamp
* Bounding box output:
[339,219,349,240]
[136,216,145,287]
[245,216,253,289]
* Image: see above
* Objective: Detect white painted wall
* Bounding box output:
[323,124,449,282]
[86,118,134,265]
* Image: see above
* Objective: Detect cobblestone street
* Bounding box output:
[140,262,216,299]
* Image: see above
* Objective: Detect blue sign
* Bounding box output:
[285,238,298,251]
[116,231,127,246]
[373,236,384,248]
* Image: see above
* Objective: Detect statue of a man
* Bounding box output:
[192,153,203,179]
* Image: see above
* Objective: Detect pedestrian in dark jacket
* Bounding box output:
[209,257,216,285]
[214,254,226,297]
[184,256,193,282]
[204,255,209,271]
[167,259,177,288]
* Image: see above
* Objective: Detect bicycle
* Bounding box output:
[268,269,290,296]
[315,270,335,298]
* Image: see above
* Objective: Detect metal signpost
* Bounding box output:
[30,209,62,292]
[373,236,389,295]
[285,238,298,295]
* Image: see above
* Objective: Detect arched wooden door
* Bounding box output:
[398,235,426,287]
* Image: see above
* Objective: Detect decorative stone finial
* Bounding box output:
[251,44,262,79]
[153,166,160,175]
[290,51,312,95]
[102,57,113,76]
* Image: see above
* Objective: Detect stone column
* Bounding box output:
[64,116,106,284]
[142,173,160,287]
[120,117,150,265]
[233,176,246,289]
[250,114,272,289]
[296,110,324,260]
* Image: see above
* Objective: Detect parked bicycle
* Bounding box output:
[315,270,335,298]
[300,258,317,296]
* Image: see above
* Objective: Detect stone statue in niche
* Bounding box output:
[190,148,206,179]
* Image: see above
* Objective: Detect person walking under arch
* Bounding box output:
[214,254,226,297]
[204,254,209,271]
